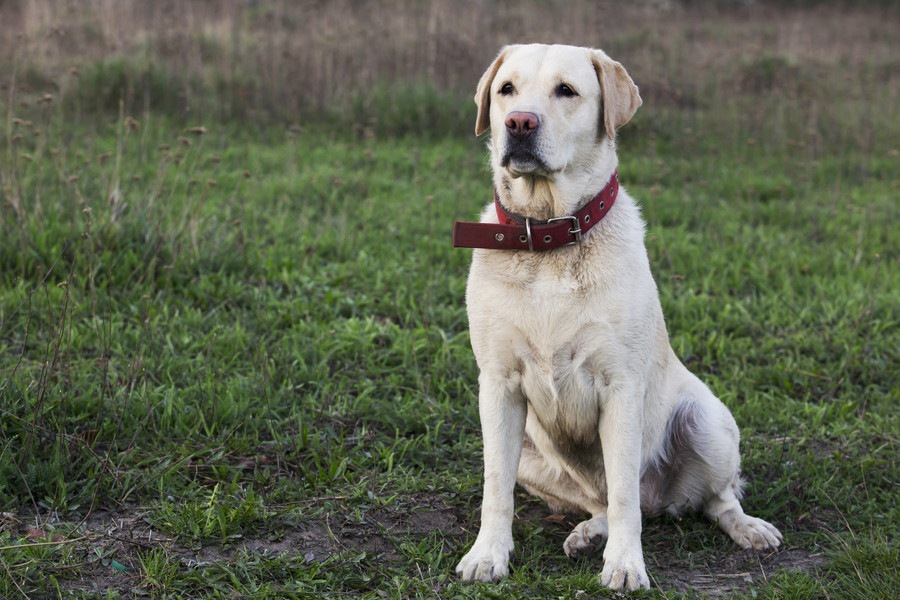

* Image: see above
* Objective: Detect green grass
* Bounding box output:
[0,82,897,598]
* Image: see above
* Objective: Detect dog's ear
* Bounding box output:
[591,49,642,140]
[474,46,514,137]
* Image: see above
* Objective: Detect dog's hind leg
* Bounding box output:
[517,435,610,557]
[664,379,783,550]
[563,513,609,557]
[704,483,783,550]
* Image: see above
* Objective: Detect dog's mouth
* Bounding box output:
[501,144,552,177]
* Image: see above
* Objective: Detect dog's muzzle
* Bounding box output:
[501,138,550,175]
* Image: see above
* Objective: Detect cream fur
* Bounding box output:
[456,44,782,592]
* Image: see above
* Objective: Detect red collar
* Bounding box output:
[452,171,618,251]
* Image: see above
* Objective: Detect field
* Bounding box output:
[1,1,898,599]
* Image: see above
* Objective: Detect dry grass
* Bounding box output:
[1,0,897,134]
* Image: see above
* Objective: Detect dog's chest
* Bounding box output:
[507,281,618,445]
[516,317,610,437]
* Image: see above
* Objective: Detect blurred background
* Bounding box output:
[1,0,897,147]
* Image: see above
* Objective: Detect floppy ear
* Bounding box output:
[474,46,515,137]
[591,49,642,140]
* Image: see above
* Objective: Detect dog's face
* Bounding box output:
[474,44,642,180]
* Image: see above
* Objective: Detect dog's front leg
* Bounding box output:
[456,372,526,582]
[598,385,651,591]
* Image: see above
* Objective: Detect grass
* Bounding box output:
[0,109,896,597]
[1,2,898,599]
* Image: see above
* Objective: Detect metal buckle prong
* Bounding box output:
[547,215,582,245]
[525,218,534,251]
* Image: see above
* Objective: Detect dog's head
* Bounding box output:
[475,44,641,180]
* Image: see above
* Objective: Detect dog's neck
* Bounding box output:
[493,146,619,221]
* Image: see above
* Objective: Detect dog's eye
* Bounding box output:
[556,83,578,98]
[499,82,514,96]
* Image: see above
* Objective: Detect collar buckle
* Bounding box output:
[546,215,582,245]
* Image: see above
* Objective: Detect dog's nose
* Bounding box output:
[505,111,540,138]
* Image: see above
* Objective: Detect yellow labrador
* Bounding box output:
[453,44,782,591]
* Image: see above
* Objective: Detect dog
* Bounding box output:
[452,44,782,591]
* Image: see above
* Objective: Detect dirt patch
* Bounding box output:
[663,547,828,597]
[254,524,336,562]
[313,496,465,562]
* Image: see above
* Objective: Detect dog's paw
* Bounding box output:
[564,514,608,558]
[456,534,514,582]
[727,515,783,550]
[600,541,650,591]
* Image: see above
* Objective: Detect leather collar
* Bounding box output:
[452,170,618,251]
